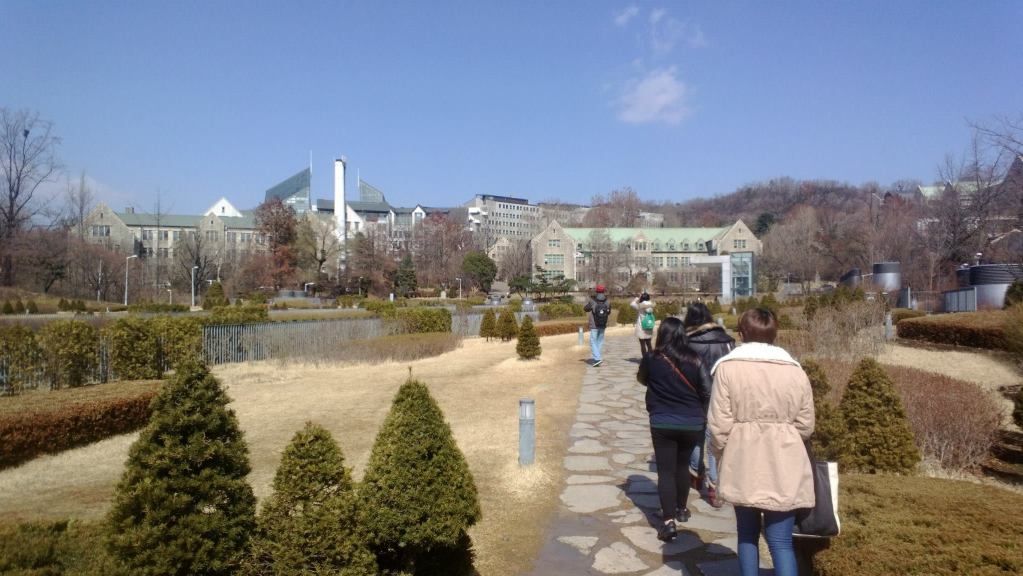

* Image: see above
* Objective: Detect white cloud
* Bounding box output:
[614,5,639,27]
[617,67,690,125]
[649,8,666,25]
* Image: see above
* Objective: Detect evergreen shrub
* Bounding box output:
[508,299,523,312]
[516,316,541,359]
[150,315,204,371]
[106,362,256,576]
[107,317,161,380]
[359,378,480,574]
[1005,279,1023,308]
[837,358,920,474]
[496,309,518,341]
[13,299,25,314]
[203,281,230,310]
[1004,304,1023,363]
[243,422,376,576]
[127,302,188,313]
[395,307,451,334]
[801,359,845,461]
[616,302,637,325]
[0,324,42,394]
[1,300,12,315]
[26,299,38,314]
[479,309,496,341]
[57,298,69,311]
[37,320,99,388]
[363,299,401,318]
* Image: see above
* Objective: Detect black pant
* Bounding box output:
[651,427,704,519]
[639,338,653,356]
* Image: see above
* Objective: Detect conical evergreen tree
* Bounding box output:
[801,359,845,461]
[516,316,541,359]
[243,422,377,576]
[105,361,256,575]
[13,299,25,314]
[395,254,418,298]
[203,281,229,310]
[496,309,518,341]
[0,300,11,315]
[359,378,480,575]
[479,308,497,341]
[26,299,38,314]
[837,358,920,474]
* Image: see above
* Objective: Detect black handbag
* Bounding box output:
[793,442,841,538]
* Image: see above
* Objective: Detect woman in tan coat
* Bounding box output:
[707,308,814,576]
[630,292,655,356]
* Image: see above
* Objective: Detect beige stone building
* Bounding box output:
[530,220,761,303]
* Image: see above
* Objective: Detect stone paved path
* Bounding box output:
[526,334,773,575]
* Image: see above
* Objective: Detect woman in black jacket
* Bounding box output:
[637,316,712,542]
[684,302,735,507]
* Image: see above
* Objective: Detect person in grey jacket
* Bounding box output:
[582,284,611,366]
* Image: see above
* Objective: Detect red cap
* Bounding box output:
[595,284,606,293]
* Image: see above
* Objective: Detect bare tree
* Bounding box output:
[174,232,214,297]
[497,238,533,281]
[0,108,61,285]
[760,206,823,294]
[62,171,94,238]
[294,213,341,285]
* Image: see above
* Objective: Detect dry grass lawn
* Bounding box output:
[0,331,592,576]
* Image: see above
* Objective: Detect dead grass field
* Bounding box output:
[0,331,595,576]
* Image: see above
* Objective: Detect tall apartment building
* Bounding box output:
[464,194,544,250]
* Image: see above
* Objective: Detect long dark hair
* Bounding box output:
[683,302,714,329]
[654,316,701,368]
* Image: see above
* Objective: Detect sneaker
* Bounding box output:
[707,486,723,508]
[675,507,691,523]
[657,519,677,542]
[593,359,603,367]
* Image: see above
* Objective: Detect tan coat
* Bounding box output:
[708,343,815,511]
[630,298,655,339]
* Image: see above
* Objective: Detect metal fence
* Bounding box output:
[203,317,388,365]
[203,311,542,365]
[943,287,977,313]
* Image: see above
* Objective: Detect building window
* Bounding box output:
[158,247,168,258]
[548,238,560,248]
[227,232,237,243]
[682,257,691,266]
[142,229,151,240]
[667,256,680,268]
[160,230,169,241]
[544,253,564,266]
[637,242,646,251]
[173,230,180,241]
[734,239,747,249]
[206,230,219,242]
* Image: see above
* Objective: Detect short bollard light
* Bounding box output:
[577,326,584,346]
[519,398,535,466]
[884,311,894,340]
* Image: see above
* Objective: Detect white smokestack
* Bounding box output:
[334,157,347,243]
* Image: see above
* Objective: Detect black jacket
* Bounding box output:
[636,352,712,426]
[686,323,735,370]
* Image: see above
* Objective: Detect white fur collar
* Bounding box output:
[711,342,801,374]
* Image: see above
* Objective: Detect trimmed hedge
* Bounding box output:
[891,308,925,324]
[539,301,584,320]
[0,381,160,469]
[127,302,189,313]
[106,317,161,380]
[37,320,99,388]
[0,324,43,393]
[209,304,269,325]
[534,321,585,337]
[394,307,452,334]
[897,310,1009,350]
[616,302,637,325]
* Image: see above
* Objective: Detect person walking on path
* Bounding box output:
[708,308,815,576]
[636,317,712,543]
[684,301,735,508]
[630,291,656,356]
[583,284,611,366]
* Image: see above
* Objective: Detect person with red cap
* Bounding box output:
[583,284,611,366]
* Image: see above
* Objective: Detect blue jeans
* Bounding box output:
[688,428,718,487]
[589,328,605,362]
[735,506,797,576]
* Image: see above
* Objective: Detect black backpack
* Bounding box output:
[593,300,611,328]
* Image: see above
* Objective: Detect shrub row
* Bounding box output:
[0,383,160,469]
[1,299,39,314]
[897,310,1010,350]
[127,302,189,313]
[539,301,584,320]
[891,307,925,324]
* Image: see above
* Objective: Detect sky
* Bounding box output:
[3,1,1022,216]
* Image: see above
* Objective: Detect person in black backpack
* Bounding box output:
[583,284,611,366]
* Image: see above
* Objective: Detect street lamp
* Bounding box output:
[455,277,462,299]
[123,255,138,305]
[191,266,199,308]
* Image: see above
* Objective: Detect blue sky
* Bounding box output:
[4,1,1021,215]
